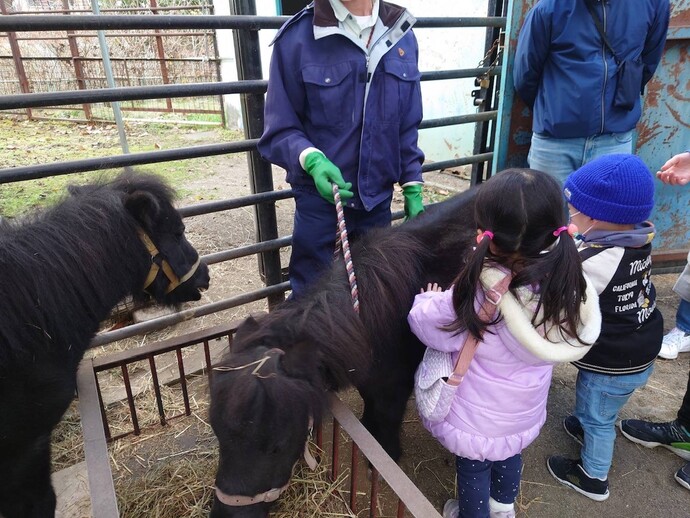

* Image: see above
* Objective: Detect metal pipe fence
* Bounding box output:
[77,319,442,517]
[1,10,506,345]
[4,10,505,515]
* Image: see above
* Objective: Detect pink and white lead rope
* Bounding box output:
[332,184,360,314]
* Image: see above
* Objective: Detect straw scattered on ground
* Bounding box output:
[54,374,359,517]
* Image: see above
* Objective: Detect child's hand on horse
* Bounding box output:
[421,282,443,293]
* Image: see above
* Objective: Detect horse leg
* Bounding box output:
[359,375,415,463]
[0,434,56,518]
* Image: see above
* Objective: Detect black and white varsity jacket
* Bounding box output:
[573,230,664,375]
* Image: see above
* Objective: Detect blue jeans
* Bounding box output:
[454,453,521,518]
[575,366,654,479]
[528,131,634,185]
[676,299,690,334]
[289,189,391,298]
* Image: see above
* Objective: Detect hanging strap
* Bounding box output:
[447,273,512,386]
[584,0,621,64]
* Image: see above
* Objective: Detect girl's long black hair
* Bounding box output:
[446,168,588,343]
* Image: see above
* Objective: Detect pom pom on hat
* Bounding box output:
[563,154,654,224]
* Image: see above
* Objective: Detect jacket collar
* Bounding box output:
[313,0,406,29]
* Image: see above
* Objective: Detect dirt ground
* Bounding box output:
[24,121,687,517]
[176,148,690,517]
[395,271,690,518]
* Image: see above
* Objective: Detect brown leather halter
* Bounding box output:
[212,350,318,507]
[138,229,201,295]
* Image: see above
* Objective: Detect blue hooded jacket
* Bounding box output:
[513,0,669,139]
[257,0,424,211]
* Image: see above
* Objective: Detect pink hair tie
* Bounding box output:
[476,230,494,244]
[553,224,578,237]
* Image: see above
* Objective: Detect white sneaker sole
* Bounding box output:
[658,349,680,360]
[676,472,690,491]
[546,460,610,502]
[619,423,690,461]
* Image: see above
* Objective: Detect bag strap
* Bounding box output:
[447,273,512,386]
[584,0,621,64]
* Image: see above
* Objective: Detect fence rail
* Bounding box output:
[3,6,509,516]
[1,1,223,123]
[1,11,506,339]
[78,320,443,517]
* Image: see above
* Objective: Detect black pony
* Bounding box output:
[0,172,210,518]
[209,188,478,517]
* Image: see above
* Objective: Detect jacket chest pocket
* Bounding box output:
[301,63,355,129]
[378,58,421,122]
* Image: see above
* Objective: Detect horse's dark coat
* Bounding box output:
[0,172,210,518]
[209,188,479,517]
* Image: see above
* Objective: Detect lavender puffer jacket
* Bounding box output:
[407,268,601,461]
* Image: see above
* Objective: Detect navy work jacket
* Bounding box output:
[513,0,669,139]
[257,0,424,211]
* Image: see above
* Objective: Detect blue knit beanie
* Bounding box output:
[563,154,655,224]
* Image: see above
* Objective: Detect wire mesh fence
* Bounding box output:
[0,0,223,124]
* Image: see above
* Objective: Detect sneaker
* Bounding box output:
[489,497,516,518]
[442,499,459,518]
[658,327,690,359]
[619,419,690,461]
[546,456,609,501]
[676,462,690,491]
[564,415,584,446]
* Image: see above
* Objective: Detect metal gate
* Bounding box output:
[495,0,690,261]
[0,2,507,516]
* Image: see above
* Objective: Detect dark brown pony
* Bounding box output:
[209,187,478,518]
[0,172,210,518]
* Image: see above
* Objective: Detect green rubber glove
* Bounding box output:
[303,152,354,204]
[403,183,424,221]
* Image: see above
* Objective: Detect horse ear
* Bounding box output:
[124,190,161,230]
[234,315,261,342]
[278,341,320,381]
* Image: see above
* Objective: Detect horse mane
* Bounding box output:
[214,222,435,431]
[213,188,479,433]
[0,172,175,366]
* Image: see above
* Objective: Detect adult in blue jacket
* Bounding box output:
[513,0,669,184]
[258,0,425,298]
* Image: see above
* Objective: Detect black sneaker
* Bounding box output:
[619,419,690,461]
[564,415,584,446]
[676,462,690,491]
[546,456,609,501]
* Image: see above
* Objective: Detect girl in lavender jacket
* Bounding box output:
[407,169,602,518]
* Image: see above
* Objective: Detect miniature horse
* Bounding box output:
[0,172,210,518]
[209,187,478,517]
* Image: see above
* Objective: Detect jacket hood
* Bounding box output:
[480,268,601,363]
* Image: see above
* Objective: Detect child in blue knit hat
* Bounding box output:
[547,153,664,501]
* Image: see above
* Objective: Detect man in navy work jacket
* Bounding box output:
[513,0,669,184]
[258,0,425,299]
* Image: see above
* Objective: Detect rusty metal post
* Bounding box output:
[76,359,120,518]
[0,0,32,119]
[149,0,174,111]
[62,0,93,119]
[494,0,537,172]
